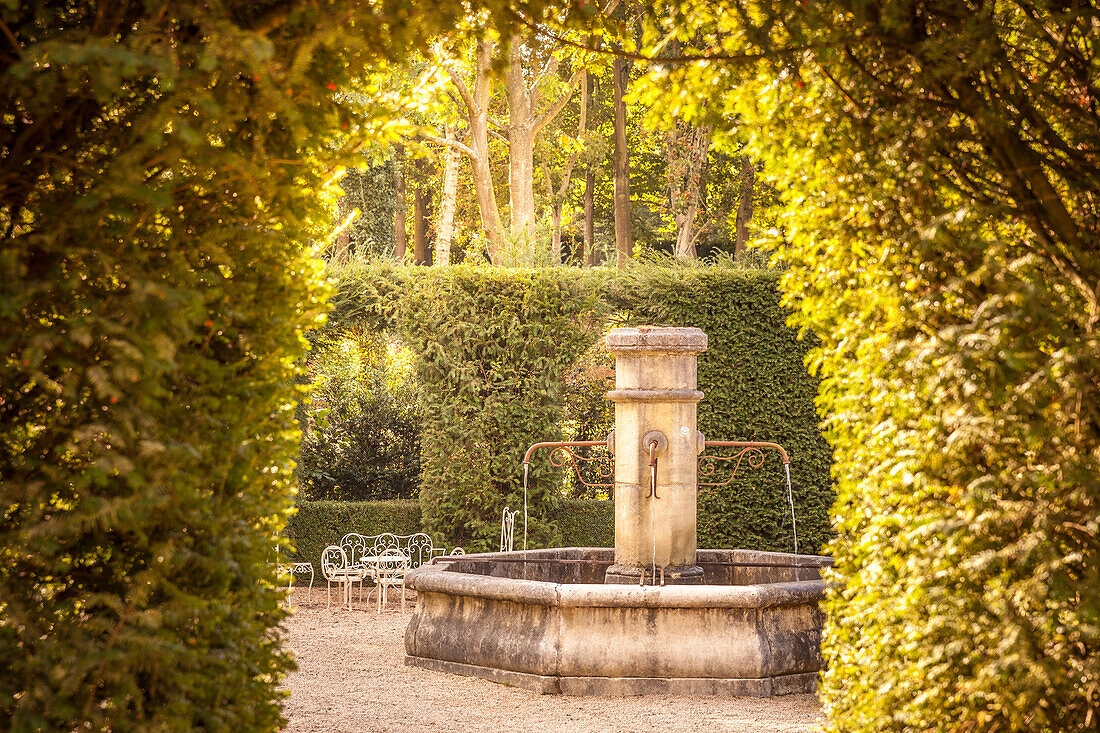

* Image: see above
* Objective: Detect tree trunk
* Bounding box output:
[674,208,698,259]
[468,114,504,262]
[583,167,595,265]
[435,125,460,267]
[334,232,351,263]
[734,154,754,256]
[550,204,563,262]
[413,158,431,265]
[394,148,407,262]
[507,127,538,261]
[582,73,597,267]
[439,39,504,262]
[668,122,711,260]
[503,42,539,264]
[612,57,632,267]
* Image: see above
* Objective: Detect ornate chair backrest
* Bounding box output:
[374,550,409,578]
[404,533,435,568]
[500,508,517,553]
[449,547,465,555]
[321,545,349,580]
[341,533,371,569]
[372,533,400,556]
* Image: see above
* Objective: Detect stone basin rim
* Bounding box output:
[405,548,830,609]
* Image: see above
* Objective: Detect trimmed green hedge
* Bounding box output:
[283,500,423,566]
[554,499,616,548]
[283,499,616,563]
[333,263,604,552]
[327,261,833,556]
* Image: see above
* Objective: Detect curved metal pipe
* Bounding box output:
[703,440,790,465]
[522,439,609,466]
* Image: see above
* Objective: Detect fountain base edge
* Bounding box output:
[405,655,820,696]
[403,547,830,697]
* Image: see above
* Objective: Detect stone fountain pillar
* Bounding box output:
[604,326,707,585]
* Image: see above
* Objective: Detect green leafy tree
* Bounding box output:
[297,331,422,501]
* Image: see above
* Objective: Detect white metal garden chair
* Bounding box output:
[371,532,401,557]
[369,550,409,612]
[321,545,365,610]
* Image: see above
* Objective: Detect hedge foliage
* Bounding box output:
[284,498,615,563]
[660,1,1100,729]
[552,499,616,548]
[611,263,834,554]
[332,262,604,551]
[283,500,423,568]
[328,260,832,555]
[0,1,489,730]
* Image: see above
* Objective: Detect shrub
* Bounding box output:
[673,2,1100,728]
[329,261,832,555]
[559,339,616,499]
[297,331,422,501]
[400,266,604,551]
[0,2,469,729]
[552,499,616,548]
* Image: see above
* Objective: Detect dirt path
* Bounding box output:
[280,588,822,732]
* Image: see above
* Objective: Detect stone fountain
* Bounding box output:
[404,326,829,695]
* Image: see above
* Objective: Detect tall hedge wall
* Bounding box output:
[332,263,604,551]
[329,261,831,555]
[611,264,834,554]
[0,2,476,730]
[284,498,616,563]
[283,500,423,569]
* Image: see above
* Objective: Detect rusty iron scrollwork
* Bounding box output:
[697,441,790,488]
[523,440,614,489]
[546,444,614,489]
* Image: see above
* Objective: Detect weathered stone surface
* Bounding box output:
[405,656,820,696]
[605,327,708,579]
[404,549,830,696]
[605,326,708,354]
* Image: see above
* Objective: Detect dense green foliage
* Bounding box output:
[283,500,424,566]
[552,498,616,548]
[333,162,399,260]
[332,263,604,551]
[630,1,1100,729]
[612,263,833,554]
[327,261,832,554]
[297,331,421,500]
[284,498,615,562]
[0,1,500,729]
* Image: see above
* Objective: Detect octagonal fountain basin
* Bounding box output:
[404,547,831,696]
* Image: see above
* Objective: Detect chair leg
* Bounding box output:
[400,582,405,612]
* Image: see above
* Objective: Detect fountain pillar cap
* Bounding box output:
[605,326,708,354]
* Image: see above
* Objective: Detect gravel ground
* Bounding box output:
[280,587,823,733]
